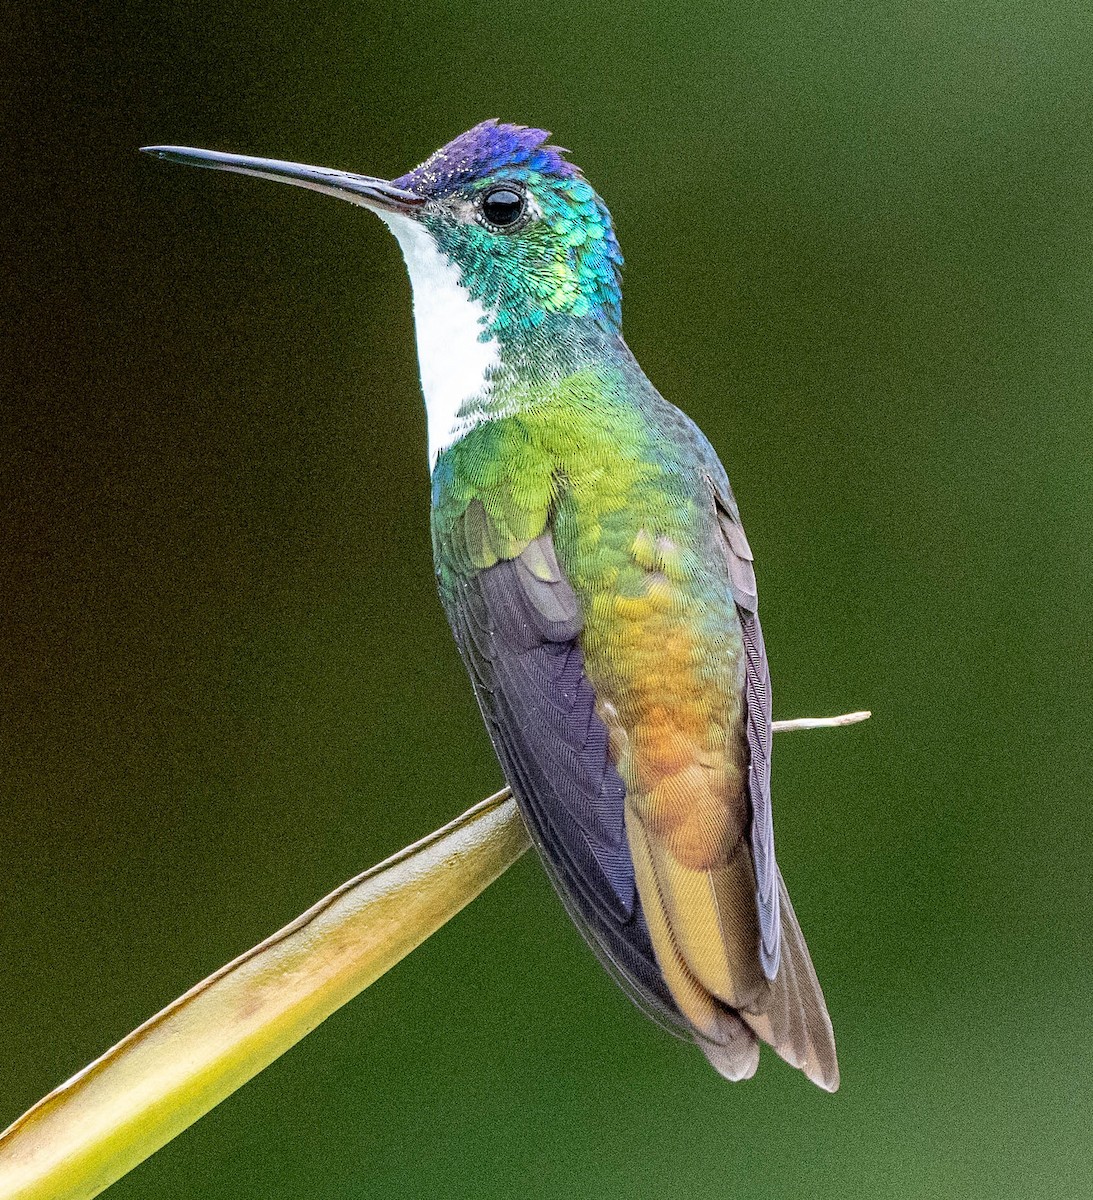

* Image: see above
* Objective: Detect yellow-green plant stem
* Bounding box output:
[0,789,529,1200]
[0,709,868,1200]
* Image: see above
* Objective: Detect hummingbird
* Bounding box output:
[144,121,839,1090]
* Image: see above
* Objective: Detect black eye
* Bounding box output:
[480,186,526,229]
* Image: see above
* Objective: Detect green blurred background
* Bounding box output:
[3,1,1092,1196]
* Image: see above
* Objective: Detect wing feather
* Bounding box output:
[711,474,839,1089]
[437,523,689,1034]
[716,500,780,978]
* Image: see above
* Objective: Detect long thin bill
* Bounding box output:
[141,146,423,212]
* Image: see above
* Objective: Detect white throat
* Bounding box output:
[379,212,500,468]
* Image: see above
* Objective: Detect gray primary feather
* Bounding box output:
[438,529,690,1033]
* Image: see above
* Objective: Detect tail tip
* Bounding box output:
[695,1031,760,1082]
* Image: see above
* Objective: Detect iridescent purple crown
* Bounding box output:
[395,120,578,196]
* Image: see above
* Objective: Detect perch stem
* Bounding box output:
[0,709,868,1200]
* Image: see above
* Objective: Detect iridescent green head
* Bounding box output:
[143,120,622,344]
[390,120,623,339]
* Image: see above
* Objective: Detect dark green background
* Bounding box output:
[3,2,1091,1196]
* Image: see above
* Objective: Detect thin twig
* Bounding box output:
[772,710,871,732]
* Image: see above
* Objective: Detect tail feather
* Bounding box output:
[642,826,766,1011]
[740,872,839,1091]
[630,793,838,1089]
[695,1011,761,1082]
[626,808,762,1081]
